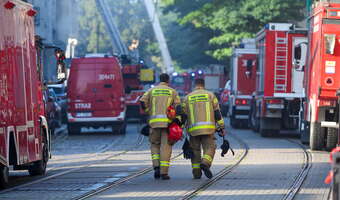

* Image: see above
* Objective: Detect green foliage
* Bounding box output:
[159,0,220,69]
[184,0,305,59]
[77,0,112,55]
[161,11,217,69]
[77,0,160,67]
[106,0,160,62]
[163,0,305,61]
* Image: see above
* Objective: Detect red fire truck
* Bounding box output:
[229,39,258,128]
[0,0,65,187]
[249,23,308,137]
[300,1,340,150]
[122,64,154,119]
[171,72,193,97]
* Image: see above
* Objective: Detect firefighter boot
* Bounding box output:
[192,169,202,179]
[200,164,213,179]
[154,167,160,179]
[161,174,170,180]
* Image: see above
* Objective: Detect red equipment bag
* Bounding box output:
[168,122,183,143]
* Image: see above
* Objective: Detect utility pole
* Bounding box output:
[144,0,174,74]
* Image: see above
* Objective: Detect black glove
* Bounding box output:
[220,137,235,157]
[182,138,194,159]
[216,127,225,137]
[140,124,150,137]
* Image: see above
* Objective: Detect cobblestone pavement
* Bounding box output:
[0,123,144,199]
[1,121,331,200]
[192,128,330,200]
[294,149,330,200]
[87,133,245,200]
[87,125,331,200]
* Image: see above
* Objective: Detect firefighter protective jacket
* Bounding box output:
[183,86,224,136]
[140,82,181,128]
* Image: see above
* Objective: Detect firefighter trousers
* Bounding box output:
[190,134,216,177]
[149,128,172,175]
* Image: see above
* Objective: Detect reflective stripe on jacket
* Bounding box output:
[140,82,180,128]
[183,87,224,136]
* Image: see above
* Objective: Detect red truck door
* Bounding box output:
[69,60,96,117]
[237,54,257,95]
[94,59,124,117]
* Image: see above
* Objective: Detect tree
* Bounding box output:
[77,0,162,68]
[77,0,112,55]
[180,0,306,60]
[160,0,221,69]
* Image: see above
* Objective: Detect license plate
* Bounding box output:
[76,112,92,117]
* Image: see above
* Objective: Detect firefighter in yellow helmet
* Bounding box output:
[182,78,225,179]
[140,73,181,180]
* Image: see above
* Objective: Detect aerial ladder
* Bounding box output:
[144,0,174,73]
[95,0,129,57]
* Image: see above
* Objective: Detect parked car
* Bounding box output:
[43,89,62,135]
[220,80,231,116]
[48,84,67,123]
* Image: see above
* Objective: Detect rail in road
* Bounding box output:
[0,123,330,200]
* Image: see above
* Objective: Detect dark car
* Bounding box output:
[48,84,67,123]
[44,89,62,134]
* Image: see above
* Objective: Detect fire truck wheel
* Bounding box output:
[67,124,81,135]
[28,134,48,176]
[310,122,324,150]
[326,128,338,151]
[0,165,9,189]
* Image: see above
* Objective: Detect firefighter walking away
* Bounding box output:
[182,78,225,179]
[140,73,181,180]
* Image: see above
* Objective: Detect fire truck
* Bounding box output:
[122,63,154,119]
[229,39,258,128]
[0,0,65,187]
[249,23,308,137]
[171,72,193,97]
[202,65,226,95]
[300,0,340,150]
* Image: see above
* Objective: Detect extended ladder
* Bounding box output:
[274,31,288,93]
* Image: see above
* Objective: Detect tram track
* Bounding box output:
[75,133,249,200]
[0,126,316,200]
[179,133,249,200]
[0,122,145,197]
[281,139,312,200]
[176,136,311,200]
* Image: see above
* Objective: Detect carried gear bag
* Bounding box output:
[168,122,183,144]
